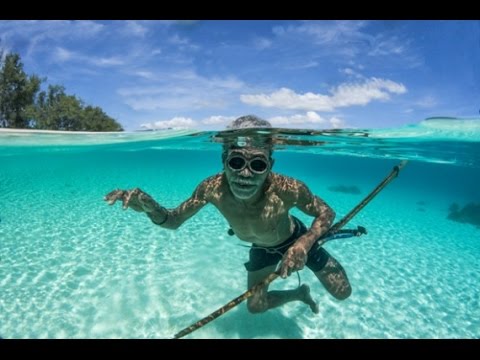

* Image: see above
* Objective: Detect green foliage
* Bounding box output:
[81,105,123,132]
[26,85,123,131]
[0,53,42,128]
[0,51,123,131]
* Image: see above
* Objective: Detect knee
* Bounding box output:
[247,299,268,314]
[333,285,352,301]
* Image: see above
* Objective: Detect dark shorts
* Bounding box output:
[244,216,330,273]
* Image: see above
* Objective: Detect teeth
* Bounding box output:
[235,181,254,186]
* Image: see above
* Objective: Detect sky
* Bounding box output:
[0,20,479,131]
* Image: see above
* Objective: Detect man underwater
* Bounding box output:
[105,115,351,314]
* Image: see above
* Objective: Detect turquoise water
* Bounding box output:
[1,119,479,339]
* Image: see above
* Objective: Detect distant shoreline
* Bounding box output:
[0,127,200,146]
[0,128,124,135]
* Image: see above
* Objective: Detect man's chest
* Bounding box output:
[214,191,288,223]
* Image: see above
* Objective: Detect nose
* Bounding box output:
[239,166,253,177]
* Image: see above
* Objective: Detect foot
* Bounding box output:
[299,284,319,314]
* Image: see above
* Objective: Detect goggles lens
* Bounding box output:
[228,156,246,170]
[250,159,268,173]
[227,156,268,174]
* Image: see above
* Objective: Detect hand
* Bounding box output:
[104,188,159,213]
[279,242,308,279]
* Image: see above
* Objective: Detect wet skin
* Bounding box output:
[105,147,351,313]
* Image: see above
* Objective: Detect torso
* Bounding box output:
[205,172,296,247]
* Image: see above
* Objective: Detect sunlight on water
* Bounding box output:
[0,118,479,338]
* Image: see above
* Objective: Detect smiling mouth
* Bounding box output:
[232,180,256,188]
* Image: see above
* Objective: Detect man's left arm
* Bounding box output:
[280,180,335,278]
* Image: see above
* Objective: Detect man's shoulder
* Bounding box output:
[269,172,304,192]
[270,173,316,204]
[196,173,224,197]
[270,172,300,183]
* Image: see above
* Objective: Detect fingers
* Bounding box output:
[279,262,286,279]
[280,255,295,279]
[280,248,307,279]
[104,189,125,205]
[280,262,289,279]
[104,188,144,210]
[104,188,156,213]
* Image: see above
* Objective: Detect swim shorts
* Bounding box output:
[244,216,330,273]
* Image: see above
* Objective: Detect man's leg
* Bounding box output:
[310,249,352,300]
[247,265,319,314]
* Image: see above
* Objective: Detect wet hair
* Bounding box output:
[226,115,272,130]
[222,115,274,162]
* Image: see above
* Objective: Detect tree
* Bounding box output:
[1,51,123,131]
[0,53,42,128]
[80,105,123,131]
[26,85,81,130]
[26,85,123,131]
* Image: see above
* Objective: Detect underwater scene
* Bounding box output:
[0,118,479,339]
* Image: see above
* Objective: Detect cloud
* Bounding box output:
[134,70,155,79]
[284,61,319,70]
[168,34,200,51]
[140,117,197,130]
[369,39,407,56]
[332,77,406,105]
[0,21,105,58]
[268,111,326,125]
[240,77,407,111]
[267,111,346,128]
[339,67,364,79]
[273,20,368,47]
[341,68,355,75]
[201,115,236,125]
[5,20,104,38]
[271,20,419,65]
[415,95,437,108]
[118,70,246,111]
[122,95,228,111]
[55,47,73,62]
[54,47,124,67]
[253,37,272,50]
[168,34,190,45]
[329,116,346,128]
[123,21,148,37]
[0,21,171,69]
[403,95,438,114]
[271,20,372,59]
[140,113,345,130]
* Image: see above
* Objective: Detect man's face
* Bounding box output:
[224,147,272,200]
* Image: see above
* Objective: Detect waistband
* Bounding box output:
[252,216,306,251]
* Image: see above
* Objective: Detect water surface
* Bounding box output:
[1,118,479,338]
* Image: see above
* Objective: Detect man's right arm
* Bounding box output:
[149,179,211,229]
[104,176,216,229]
